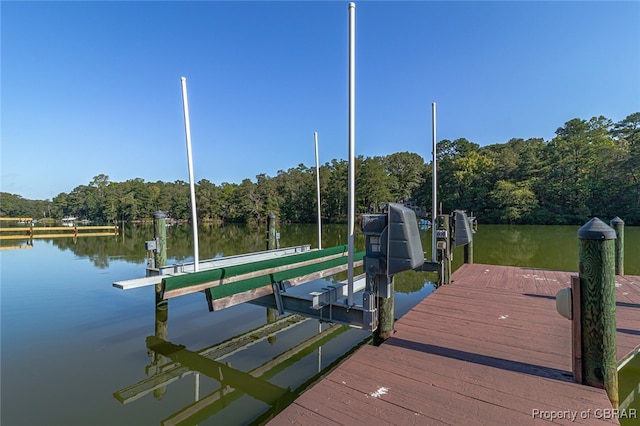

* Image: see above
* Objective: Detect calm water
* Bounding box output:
[1,223,638,425]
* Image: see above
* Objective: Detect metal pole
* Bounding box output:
[314,132,322,250]
[431,102,437,262]
[194,373,200,402]
[318,321,322,373]
[347,2,356,306]
[180,77,200,272]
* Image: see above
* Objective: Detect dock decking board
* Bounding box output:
[269,264,639,425]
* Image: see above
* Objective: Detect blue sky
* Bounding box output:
[2,1,639,201]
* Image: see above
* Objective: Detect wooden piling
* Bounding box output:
[437,214,451,286]
[374,277,395,346]
[577,217,618,408]
[153,211,167,268]
[267,212,277,251]
[610,216,624,276]
[463,236,473,264]
[154,211,168,305]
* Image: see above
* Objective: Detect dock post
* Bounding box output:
[375,276,394,346]
[464,236,473,264]
[577,217,618,408]
[266,212,279,328]
[153,211,167,304]
[610,217,624,276]
[267,212,277,251]
[437,214,451,286]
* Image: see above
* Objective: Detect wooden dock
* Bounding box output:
[0,225,119,240]
[269,264,640,425]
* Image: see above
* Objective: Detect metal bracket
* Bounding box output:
[145,239,158,251]
[436,229,448,239]
[310,285,339,309]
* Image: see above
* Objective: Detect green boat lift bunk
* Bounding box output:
[113,245,312,290]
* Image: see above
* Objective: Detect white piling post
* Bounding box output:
[431,102,437,263]
[347,2,356,306]
[314,132,322,250]
[180,77,200,272]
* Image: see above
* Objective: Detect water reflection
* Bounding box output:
[114,297,367,425]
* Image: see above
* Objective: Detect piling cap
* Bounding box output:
[578,217,616,240]
[154,211,167,219]
[268,212,276,219]
[610,216,624,225]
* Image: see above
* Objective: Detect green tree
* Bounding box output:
[435,138,493,212]
[196,179,219,220]
[324,159,348,222]
[540,117,615,223]
[483,138,544,222]
[357,155,392,212]
[384,152,425,201]
[489,180,538,223]
[256,173,282,221]
[275,165,315,223]
[611,113,640,219]
[168,180,190,220]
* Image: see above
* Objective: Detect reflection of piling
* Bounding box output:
[266,308,278,345]
[153,300,169,400]
[266,212,278,343]
[155,301,168,339]
[577,218,618,408]
[610,217,624,275]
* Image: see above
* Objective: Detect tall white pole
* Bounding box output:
[314,132,322,250]
[347,2,356,306]
[431,102,437,263]
[181,77,200,272]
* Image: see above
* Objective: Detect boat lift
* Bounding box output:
[114,203,460,334]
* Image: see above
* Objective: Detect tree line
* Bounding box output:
[2,112,639,225]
